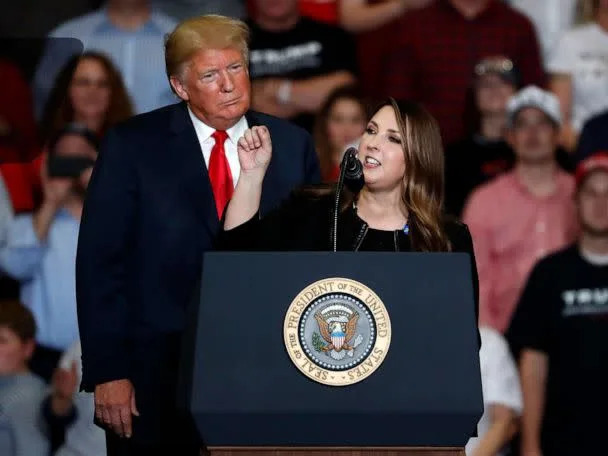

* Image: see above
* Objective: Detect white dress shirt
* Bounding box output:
[187,107,248,187]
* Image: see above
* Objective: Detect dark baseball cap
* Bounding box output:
[474,56,520,87]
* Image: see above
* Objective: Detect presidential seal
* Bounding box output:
[283,277,391,386]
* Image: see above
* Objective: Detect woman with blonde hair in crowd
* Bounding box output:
[314,85,367,182]
[549,0,608,151]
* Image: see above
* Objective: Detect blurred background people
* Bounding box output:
[384,0,545,145]
[0,299,83,456]
[0,177,14,303]
[0,177,11,247]
[39,51,133,144]
[54,340,106,456]
[0,60,39,214]
[33,0,176,117]
[549,0,608,151]
[294,0,432,97]
[153,0,246,20]
[258,0,431,28]
[0,60,40,303]
[248,0,358,131]
[0,1,98,38]
[508,152,608,456]
[466,325,522,456]
[509,0,577,66]
[337,0,432,31]
[0,125,98,382]
[463,86,577,333]
[313,84,367,182]
[1,52,131,309]
[0,300,49,456]
[444,56,519,217]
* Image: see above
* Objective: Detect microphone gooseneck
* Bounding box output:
[333,148,364,252]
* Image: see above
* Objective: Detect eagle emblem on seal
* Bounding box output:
[313,304,364,360]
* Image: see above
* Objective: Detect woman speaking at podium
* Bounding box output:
[219,98,478,318]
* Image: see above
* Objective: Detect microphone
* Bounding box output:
[340,147,364,193]
[332,147,364,251]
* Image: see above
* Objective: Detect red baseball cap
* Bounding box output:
[575,152,608,187]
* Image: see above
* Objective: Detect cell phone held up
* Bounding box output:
[47,155,95,178]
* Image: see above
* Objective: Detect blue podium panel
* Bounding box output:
[183,252,482,447]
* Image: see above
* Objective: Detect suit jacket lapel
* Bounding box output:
[170,102,220,236]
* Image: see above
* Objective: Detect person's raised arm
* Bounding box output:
[507,261,551,456]
[339,0,431,33]
[519,349,548,456]
[550,74,577,151]
[33,155,72,241]
[548,31,577,151]
[252,72,355,117]
[289,72,356,113]
[224,126,272,230]
[462,192,494,329]
[473,404,519,456]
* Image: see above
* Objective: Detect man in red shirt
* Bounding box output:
[384,0,545,144]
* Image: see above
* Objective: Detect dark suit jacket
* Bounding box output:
[75,102,320,444]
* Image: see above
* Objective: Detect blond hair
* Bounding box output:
[165,15,250,83]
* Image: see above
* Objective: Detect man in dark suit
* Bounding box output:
[75,15,320,456]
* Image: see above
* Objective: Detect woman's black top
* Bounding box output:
[217,191,479,325]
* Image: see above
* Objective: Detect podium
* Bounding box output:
[180,252,482,456]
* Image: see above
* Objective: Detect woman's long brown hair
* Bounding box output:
[40,51,134,143]
[388,98,450,252]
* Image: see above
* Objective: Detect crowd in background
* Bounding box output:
[0,1,607,455]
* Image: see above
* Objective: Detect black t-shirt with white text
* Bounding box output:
[248,17,358,131]
[507,245,608,455]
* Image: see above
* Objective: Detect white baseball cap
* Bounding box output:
[507,85,562,127]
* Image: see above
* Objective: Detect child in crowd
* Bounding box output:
[0,299,78,456]
[0,299,49,456]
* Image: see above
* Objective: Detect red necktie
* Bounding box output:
[208,130,233,218]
